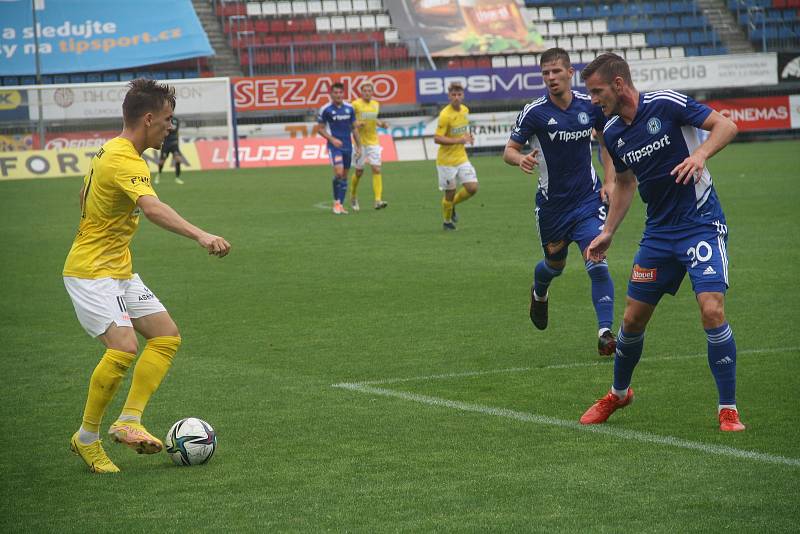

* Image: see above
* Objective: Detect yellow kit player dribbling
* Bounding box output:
[350,82,389,211]
[435,82,478,230]
[64,79,231,473]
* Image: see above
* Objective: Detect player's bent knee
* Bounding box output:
[700,305,726,329]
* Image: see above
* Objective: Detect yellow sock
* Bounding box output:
[120,336,181,420]
[82,349,136,433]
[351,173,361,198]
[372,173,383,201]
[453,187,474,205]
[442,198,454,222]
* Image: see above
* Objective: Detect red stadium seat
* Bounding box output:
[270,19,287,33]
[254,20,269,33]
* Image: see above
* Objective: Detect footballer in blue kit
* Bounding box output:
[503,48,618,356]
[317,82,361,215]
[578,53,744,432]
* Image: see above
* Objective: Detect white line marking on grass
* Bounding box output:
[335,346,799,386]
[314,201,332,210]
[333,383,800,468]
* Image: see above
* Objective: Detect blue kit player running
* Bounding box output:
[579,53,743,431]
[317,82,361,215]
[503,48,618,356]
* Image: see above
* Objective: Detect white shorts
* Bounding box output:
[437,162,478,191]
[64,274,167,337]
[354,145,382,169]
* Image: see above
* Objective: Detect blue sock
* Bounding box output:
[332,176,339,202]
[586,260,614,330]
[613,328,644,391]
[340,177,348,203]
[533,260,563,298]
[706,322,737,405]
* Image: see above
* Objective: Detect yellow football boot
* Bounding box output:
[70,432,120,473]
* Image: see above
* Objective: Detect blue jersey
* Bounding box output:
[317,102,355,151]
[510,91,607,215]
[603,90,721,236]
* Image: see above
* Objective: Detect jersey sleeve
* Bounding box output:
[678,95,713,128]
[348,105,356,126]
[509,109,535,145]
[316,106,327,124]
[115,154,157,202]
[435,111,449,137]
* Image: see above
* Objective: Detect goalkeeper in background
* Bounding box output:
[350,82,389,211]
[156,115,186,185]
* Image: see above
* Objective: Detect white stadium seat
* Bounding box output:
[506,55,521,67]
[571,36,587,51]
[315,16,331,32]
[262,2,277,16]
[307,1,323,15]
[577,20,593,35]
[277,1,292,16]
[631,33,647,47]
[640,48,656,59]
[384,28,399,43]
[292,1,308,16]
[353,0,367,12]
[375,13,391,29]
[616,34,631,48]
[592,19,607,34]
[491,56,507,68]
[625,48,642,60]
[361,14,376,30]
[345,15,361,31]
[322,0,338,14]
[538,7,554,21]
[337,0,353,13]
[655,47,671,58]
[670,46,685,57]
[547,21,563,37]
[521,54,537,66]
[246,2,262,16]
[367,0,383,11]
[563,21,578,36]
[330,15,346,31]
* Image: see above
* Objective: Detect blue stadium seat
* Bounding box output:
[661,31,677,45]
[648,32,662,45]
[151,71,166,80]
[119,72,135,81]
[183,70,200,78]
[597,4,611,17]
[54,74,69,84]
[642,2,656,14]
[554,7,569,18]
[665,15,681,28]
[656,1,671,14]
[136,71,153,79]
[40,75,53,84]
[651,17,666,29]
[102,72,119,82]
[685,46,700,55]
[583,5,598,17]
[612,4,625,16]
[167,70,184,79]
[691,30,708,44]
[676,31,691,44]
[608,19,623,32]
[86,73,102,83]
[2,76,20,86]
[20,76,36,85]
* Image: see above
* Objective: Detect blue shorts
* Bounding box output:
[536,199,607,261]
[329,147,352,170]
[627,220,730,305]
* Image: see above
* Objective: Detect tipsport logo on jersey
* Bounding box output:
[622,134,672,165]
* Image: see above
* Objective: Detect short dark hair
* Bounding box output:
[540,47,571,68]
[448,82,464,93]
[580,53,633,85]
[122,79,176,124]
[331,82,345,91]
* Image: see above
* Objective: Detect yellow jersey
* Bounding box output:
[63,137,157,280]
[435,103,470,166]
[352,98,381,146]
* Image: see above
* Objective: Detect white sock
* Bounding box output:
[718,404,737,413]
[533,290,548,302]
[78,427,99,445]
[598,327,611,337]
[116,414,140,423]
[612,387,628,400]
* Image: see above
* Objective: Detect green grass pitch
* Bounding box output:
[1,140,798,531]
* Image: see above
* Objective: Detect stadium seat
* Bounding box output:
[277,1,292,16]
[20,75,36,85]
[2,76,19,86]
[521,54,537,65]
[292,1,308,15]
[670,46,686,57]
[384,28,399,43]
[631,33,647,47]
[640,48,656,59]
[346,14,361,31]
[308,0,323,15]
[577,20,593,34]
[246,2,261,16]
[375,13,390,28]
[506,55,522,67]
[556,36,572,50]
[563,21,578,35]
[262,2,277,16]
[103,72,120,82]
[361,14,376,30]
[548,21,563,37]
[601,34,616,48]
[616,33,632,47]
[491,56,506,68]
[655,46,671,57]
[625,48,642,60]
[538,7,554,21]
[353,0,367,12]
[87,73,103,83]
[322,0,337,14]
[580,50,595,62]
[572,35,587,50]
[338,0,353,13]
[316,16,331,31]
[367,0,383,11]
[592,19,608,33]
[118,72,135,81]
[54,74,69,84]
[331,15,345,31]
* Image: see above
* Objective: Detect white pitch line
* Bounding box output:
[333,383,800,468]
[335,346,799,387]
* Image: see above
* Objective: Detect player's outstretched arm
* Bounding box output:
[585,169,637,262]
[137,195,231,257]
[671,110,737,184]
[502,140,539,174]
[596,132,616,203]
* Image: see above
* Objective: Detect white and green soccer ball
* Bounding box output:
[165,417,217,466]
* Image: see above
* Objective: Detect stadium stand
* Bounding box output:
[729,0,800,49]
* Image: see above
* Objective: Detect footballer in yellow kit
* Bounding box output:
[350,82,389,211]
[434,82,478,230]
[63,79,231,474]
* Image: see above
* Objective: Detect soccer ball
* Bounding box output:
[165,417,217,466]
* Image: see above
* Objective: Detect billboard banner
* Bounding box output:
[26,78,229,120]
[704,96,793,131]
[0,0,212,76]
[0,144,202,180]
[386,0,544,57]
[628,53,778,91]
[416,65,587,104]
[778,52,800,84]
[233,71,417,112]
[194,135,397,169]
